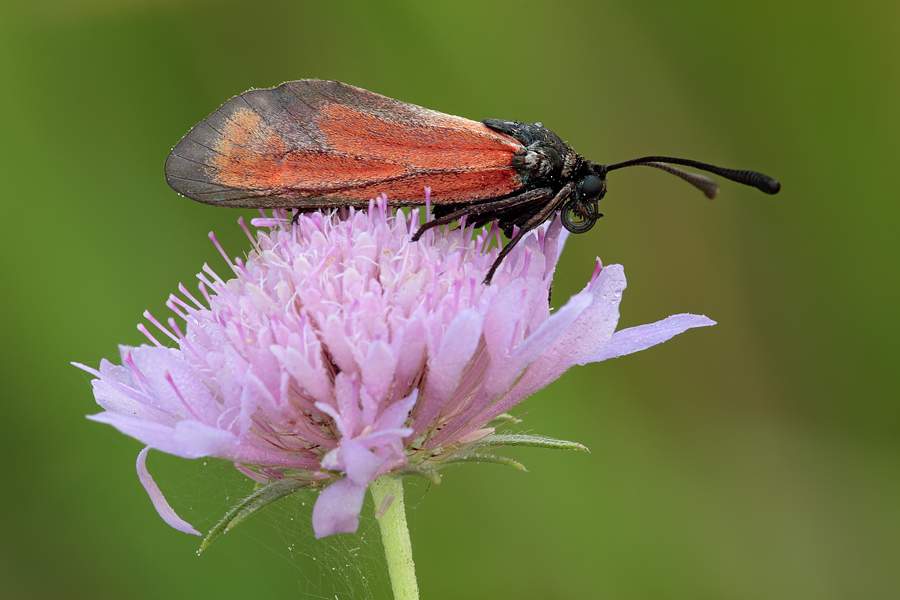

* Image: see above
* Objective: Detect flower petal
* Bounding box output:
[91,413,238,459]
[312,477,368,538]
[136,447,200,535]
[362,340,397,407]
[281,344,334,406]
[432,289,594,444]
[80,198,720,541]
[343,439,387,484]
[582,313,716,363]
[508,264,627,400]
[415,308,484,430]
[374,390,418,432]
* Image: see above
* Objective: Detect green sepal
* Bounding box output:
[474,433,589,452]
[439,452,527,471]
[399,467,442,485]
[199,478,313,552]
[486,413,522,428]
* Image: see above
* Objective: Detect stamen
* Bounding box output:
[122,347,149,393]
[198,281,212,305]
[237,217,259,252]
[491,221,504,252]
[162,302,187,324]
[164,371,202,421]
[424,186,433,222]
[233,321,258,371]
[177,283,206,310]
[167,294,190,311]
[167,318,187,342]
[137,323,164,348]
[395,238,412,276]
[167,317,196,347]
[70,361,101,378]
[396,204,408,232]
[201,263,225,286]
[378,193,388,224]
[250,215,281,228]
[143,310,179,344]
[474,232,485,254]
[233,256,250,277]
[208,232,239,277]
[589,258,603,287]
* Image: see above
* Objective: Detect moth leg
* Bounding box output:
[483,182,576,284]
[411,188,554,241]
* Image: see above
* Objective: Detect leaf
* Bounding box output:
[399,467,442,485]
[486,413,522,428]
[199,478,313,552]
[438,452,527,471]
[474,433,589,452]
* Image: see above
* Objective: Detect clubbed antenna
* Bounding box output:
[604,156,781,196]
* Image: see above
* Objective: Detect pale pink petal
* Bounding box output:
[362,340,397,406]
[390,320,427,398]
[583,314,716,363]
[90,413,238,459]
[483,280,531,359]
[417,309,484,428]
[374,390,418,432]
[431,290,594,445]
[322,314,361,376]
[342,439,387,484]
[312,478,368,538]
[509,264,627,400]
[281,345,334,406]
[80,197,718,540]
[136,447,200,536]
[89,378,173,424]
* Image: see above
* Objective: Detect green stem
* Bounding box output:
[370,476,419,600]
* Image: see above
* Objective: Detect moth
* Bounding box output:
[165,79,780,282]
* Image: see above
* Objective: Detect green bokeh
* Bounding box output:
[2,1,897,598]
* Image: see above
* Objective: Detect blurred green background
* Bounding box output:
[2,1,897,598]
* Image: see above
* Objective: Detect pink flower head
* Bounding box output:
[75,193,714,539]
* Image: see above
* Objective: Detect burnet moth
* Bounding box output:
[165,79,780,283]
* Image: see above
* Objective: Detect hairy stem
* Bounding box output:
[370,476,419,600]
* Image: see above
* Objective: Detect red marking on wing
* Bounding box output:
[318,105,520,171]
[211,109,406,191]
[316,168,521,202]
[200,84,526,205]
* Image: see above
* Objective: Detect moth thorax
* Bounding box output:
[560,148,581,179]
[522,145,563,181]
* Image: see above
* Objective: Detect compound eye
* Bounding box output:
[578,175,604,199]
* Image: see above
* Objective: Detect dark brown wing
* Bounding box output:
[164,80,525,208]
